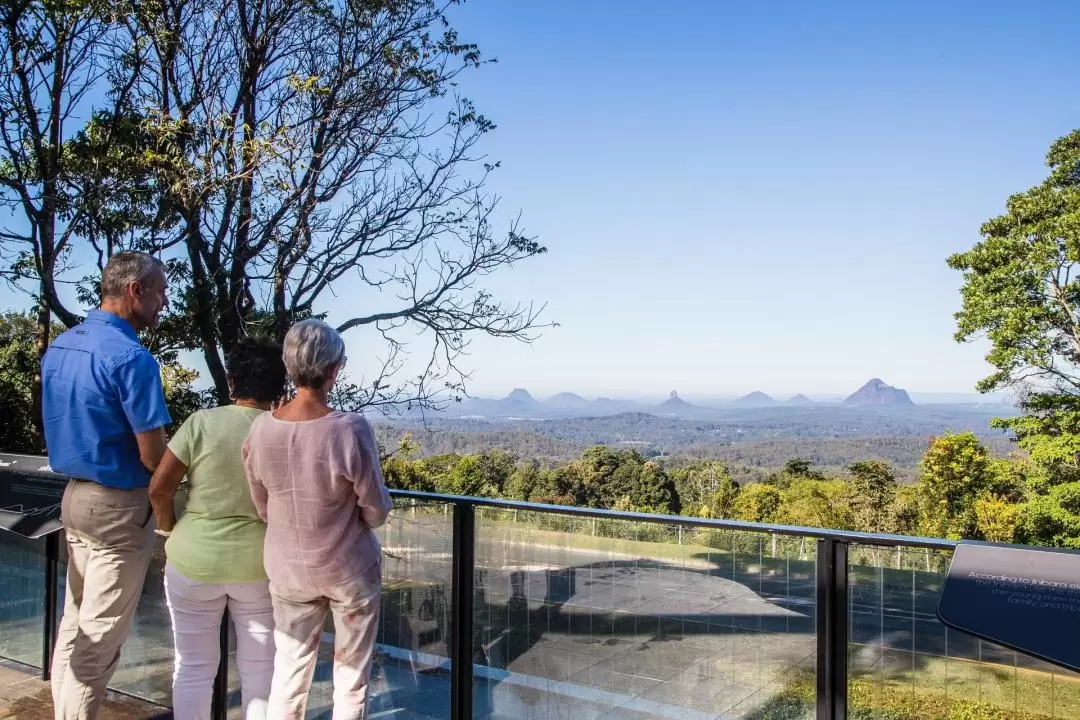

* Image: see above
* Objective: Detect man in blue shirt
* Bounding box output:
[42,251,172,720]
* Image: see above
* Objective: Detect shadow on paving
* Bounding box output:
[0,661,172,720]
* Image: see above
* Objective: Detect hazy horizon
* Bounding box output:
[451,384,1012,405]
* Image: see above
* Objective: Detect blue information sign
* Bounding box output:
[938,541,1080,673]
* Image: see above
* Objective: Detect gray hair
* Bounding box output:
[101,251,165,298]
[283,319,346,388]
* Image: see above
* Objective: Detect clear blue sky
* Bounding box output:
[424,0,1080,399]
[4,1,1078,401]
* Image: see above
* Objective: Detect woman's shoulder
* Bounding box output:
[245,408,273,433]
[203,404,264,427]
[329,410,373,431]
[177,406,213,432]
[319,411,374,447]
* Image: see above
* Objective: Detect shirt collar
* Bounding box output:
[86,309,139,339]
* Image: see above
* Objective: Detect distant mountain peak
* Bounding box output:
[654,390,696,414]
[506,388,534,401]
[844,379,914,407]
[546,392,589,409]
[787,394,814,405]
[735,391,776,406]
[549,391,586,401]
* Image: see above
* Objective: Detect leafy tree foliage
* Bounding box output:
[635,461,681,515]
[779,479,853,530]
[730,483,782,524]
[950,130,1080,400]
[999,393,1080,486]
[671,461,739,518]
[974,495,1021,543]
[0,313,59,453]
[504,461,543,502]
[1014,483,1080,548]
[950,130,1080,489]
[918,433,993,539]
[0,310,205,453]
[369,432,1041,545]
[117,0,547,407]
[887,485,922,536]
[847,461,897,533]
[1,0,549,422]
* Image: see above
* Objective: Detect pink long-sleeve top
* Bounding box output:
[242,410,393,590]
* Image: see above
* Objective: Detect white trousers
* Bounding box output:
[164,562,276,720]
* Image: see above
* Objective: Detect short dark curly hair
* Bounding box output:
[226,336,287,404]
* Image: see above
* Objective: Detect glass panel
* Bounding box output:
[303,499,454,719]
[848,544,1080,720]
[51,531,174,706]
[52,496,453,717]
[108,533,173,704]
[472,510,816,719]
[0,531,46,668]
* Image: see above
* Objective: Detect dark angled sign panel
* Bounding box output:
[938,541,1080,673]
[0,452,66,538]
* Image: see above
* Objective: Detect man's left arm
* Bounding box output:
[115,351,172,472]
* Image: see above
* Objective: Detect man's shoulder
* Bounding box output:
[46,320,95,353]
[114,343,157,364]
[49,318,146,361]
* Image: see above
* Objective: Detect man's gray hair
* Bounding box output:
[100,252,166,299]
[283,319,346,388]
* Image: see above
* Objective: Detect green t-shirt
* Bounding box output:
[165,405,267,584]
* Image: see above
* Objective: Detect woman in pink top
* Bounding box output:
[242,319,392,720]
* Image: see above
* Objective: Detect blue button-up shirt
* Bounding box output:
[42,310,172,489]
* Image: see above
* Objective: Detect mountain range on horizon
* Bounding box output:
[415,378,1008,422]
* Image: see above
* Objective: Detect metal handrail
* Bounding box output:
[388,488,959,550]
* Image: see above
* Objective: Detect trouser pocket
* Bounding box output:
[65,481,153,550]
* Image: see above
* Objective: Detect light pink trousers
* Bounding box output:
[266,571,381,720]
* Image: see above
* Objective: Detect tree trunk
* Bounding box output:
[31,292,51,451]
[185,220,230,403]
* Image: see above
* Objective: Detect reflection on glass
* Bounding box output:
[304,499,454,719]
[471,510,816,719]
[106,534,174,705]
[0,532,45,668]
[20,494,1080,720]
[848,545,1080,720]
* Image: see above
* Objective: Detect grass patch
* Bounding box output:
[746,657,1080,720]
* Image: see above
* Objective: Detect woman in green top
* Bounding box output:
[149,337,287,720]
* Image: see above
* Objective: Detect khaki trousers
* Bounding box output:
[50,480,155,720]
[266,572,381,720]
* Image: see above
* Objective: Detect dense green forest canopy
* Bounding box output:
[372,411,1015,482]
[375,431,1065,546]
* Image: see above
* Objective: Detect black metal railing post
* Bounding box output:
[211,608,230,719]
[41,531,61,681]
[450,501,476,720]
[816,538,848,720]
